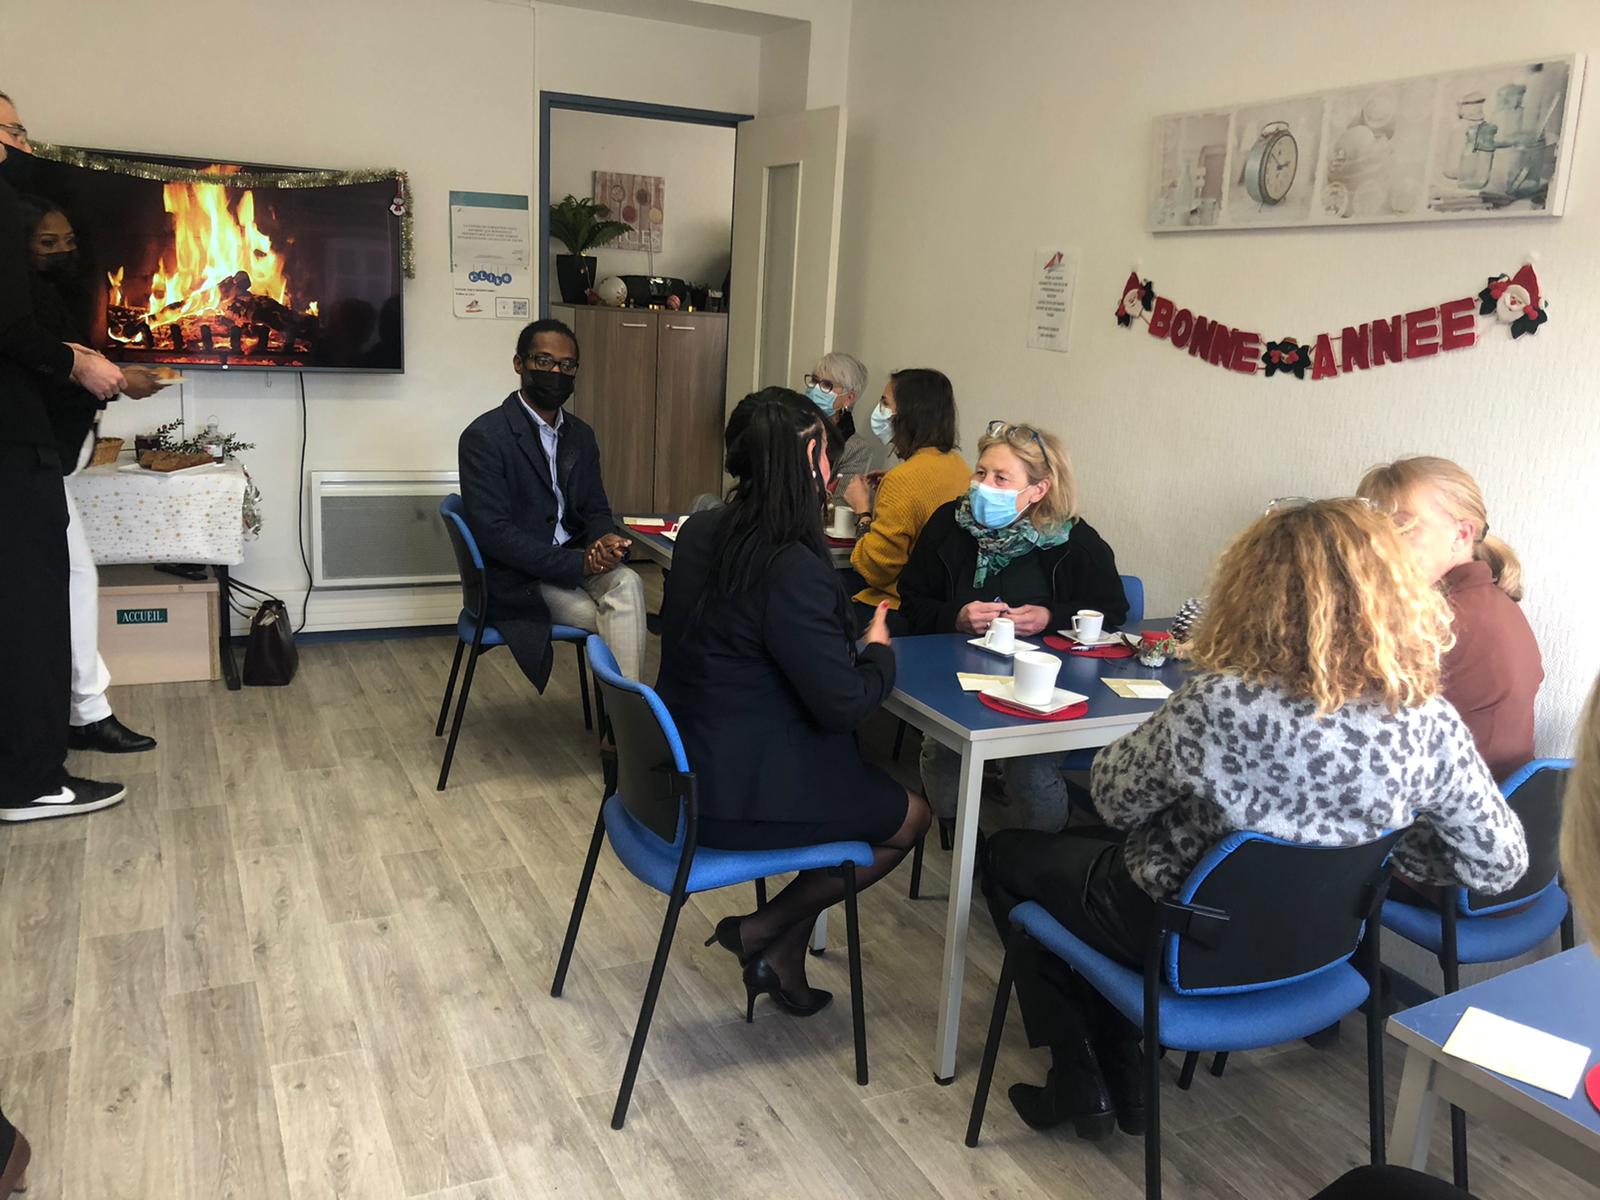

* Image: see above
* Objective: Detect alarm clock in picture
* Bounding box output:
[1244,120,1299,206]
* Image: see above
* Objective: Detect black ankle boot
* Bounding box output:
[1006,1039,1115,1140]
[1097,1039,1147,1135]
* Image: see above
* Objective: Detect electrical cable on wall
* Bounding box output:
[296,372,313,633]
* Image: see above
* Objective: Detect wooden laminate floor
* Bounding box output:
[2,571,1594,1199]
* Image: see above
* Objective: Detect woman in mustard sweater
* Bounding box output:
[840,368,970,633]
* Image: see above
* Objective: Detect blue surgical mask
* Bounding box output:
[969,482,1022,529]
[870,402,893,442]
[806,382,837,416]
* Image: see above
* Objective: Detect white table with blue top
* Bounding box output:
[883,631,1187,1082]
[1388,946,1600,1182]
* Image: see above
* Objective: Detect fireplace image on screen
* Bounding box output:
[34,152,405,373]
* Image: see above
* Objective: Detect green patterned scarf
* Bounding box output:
[955,495,1072,587]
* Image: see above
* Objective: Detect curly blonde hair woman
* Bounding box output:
[1191,498,1454,714]
[1562,676,1600,946]
[1357,457,1544,778]
[979,498,1527,1139]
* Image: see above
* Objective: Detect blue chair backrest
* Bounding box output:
[440,494,487,618]
[1119,574,1145,627]
[1460,758,1571,916]
[1166,829,1402,996]
[587,636,693,846]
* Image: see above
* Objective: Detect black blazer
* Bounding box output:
[0,175,75,453]
[654,507,896,825]
[457,392,616,689]
[897,500,1129,635]
[30,275,102,473]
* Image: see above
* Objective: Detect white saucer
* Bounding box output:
[979,682,1089,714]
[1056,629,1129,648]
[967,636,1039,658]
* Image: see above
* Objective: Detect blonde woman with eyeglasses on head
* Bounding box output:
[1358,457,1543,780]
[898,420,1128,832]
[980,499,1527,1140]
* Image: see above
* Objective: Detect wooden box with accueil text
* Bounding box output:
[96,565,220,685]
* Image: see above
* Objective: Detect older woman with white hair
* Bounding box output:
[804,351,890,494]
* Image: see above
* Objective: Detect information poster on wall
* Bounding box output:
[449,190,532,320]
[1027,249,1076,352]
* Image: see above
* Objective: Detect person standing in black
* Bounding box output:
[0,91,129,821]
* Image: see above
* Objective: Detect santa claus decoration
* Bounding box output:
[1477,263,1549,339]
[1115,272,1155,327]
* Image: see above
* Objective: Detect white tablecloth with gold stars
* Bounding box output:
[66,459,247,566]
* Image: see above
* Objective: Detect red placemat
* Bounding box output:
[1043,634,1134,658]
[626,521,679,535]
[978,692,1089,721]
[1586,1062,1600,1114]
[826,535,858,547]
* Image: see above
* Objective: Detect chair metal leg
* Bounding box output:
[1209,1052,1228,1078]
[1365,924,1387,1166]
[965,925,1024,1147]
[1177,1052,1199,1090]
[436,646,481,790]
[1144,937,1165,1200]
[434,639,466,737]
[612,886,689,1129]
[754,878,768,909]
[938,819,953,852]
[842,863,868,1086]
[1439,907,1465,1188]
[908,833,925,900]
[891,718,908,761]
[1560,904,1576,951]
[551,806,607,998]
[575,642,593,732]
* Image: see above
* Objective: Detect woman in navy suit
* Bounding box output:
[655,388,931,1016]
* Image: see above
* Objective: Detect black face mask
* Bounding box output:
[521,368,575,409]
[0,149,36,190]
[39,250,80,280]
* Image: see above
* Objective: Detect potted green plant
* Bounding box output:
[548,194,633,303]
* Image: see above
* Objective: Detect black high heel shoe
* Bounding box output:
[704,915,755,966]
[742,955,832,1021]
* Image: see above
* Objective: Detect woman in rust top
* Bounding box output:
[1359,457,1543,779]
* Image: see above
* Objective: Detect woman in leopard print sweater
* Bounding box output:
[982,498,1528,1142]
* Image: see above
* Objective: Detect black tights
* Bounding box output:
[736,791,930,992]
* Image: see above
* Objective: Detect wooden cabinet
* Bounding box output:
[555,305,727,514]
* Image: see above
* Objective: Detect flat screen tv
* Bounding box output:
[29,150,405,373]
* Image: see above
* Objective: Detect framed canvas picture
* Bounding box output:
[593,171,664,252]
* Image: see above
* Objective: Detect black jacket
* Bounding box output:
[0,174,75,452]
[458,393,617,689]
[897,500,1129,635]
[655,507,896,824]
[30,274,102,473]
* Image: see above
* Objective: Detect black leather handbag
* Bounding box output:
[232,580,299,686]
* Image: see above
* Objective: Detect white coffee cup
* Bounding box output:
[985,616,1016,653]
[830,505,857,537]
[1071,609,1104,643]
[1012,650,1062,706]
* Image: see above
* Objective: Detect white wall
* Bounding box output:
[1,0,763,631]
[547,109,735,292]
[835,0,1600,755]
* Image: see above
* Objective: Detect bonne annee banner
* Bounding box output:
[1113,264,1549,380]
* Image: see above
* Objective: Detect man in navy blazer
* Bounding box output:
[458,318,644,689]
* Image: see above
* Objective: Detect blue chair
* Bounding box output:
[966,830,1402,1200]
[550,637,875,1129]
[434,493,593,790]
[1379,758,1576,1192]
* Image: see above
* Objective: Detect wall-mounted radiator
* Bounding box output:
[310,471,461,588]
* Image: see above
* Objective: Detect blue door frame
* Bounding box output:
[538,91,752,316]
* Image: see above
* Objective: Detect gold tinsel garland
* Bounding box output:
[33,141,415,279]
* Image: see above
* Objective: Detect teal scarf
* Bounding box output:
[955,495,1071,587]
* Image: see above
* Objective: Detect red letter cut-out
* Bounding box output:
[1404,307,1439,358]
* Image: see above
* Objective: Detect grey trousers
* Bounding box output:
[919,739,1074,832]
[538,566,647,681]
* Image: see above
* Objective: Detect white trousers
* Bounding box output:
[538,565,646,681]
[64,481,113,726]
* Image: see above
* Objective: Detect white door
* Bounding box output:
[725,106,847,412]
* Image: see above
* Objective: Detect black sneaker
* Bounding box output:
[0,777,127,823]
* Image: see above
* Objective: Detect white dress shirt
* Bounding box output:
[520,396,570,547]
